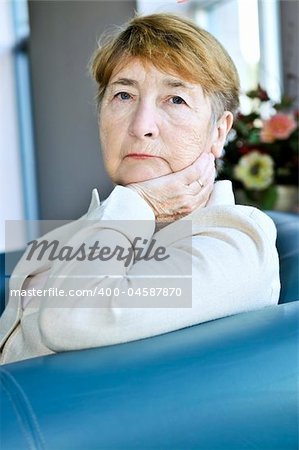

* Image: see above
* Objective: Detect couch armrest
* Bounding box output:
[1,301,298,450]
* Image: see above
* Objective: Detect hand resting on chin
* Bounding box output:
[127,152,216,222]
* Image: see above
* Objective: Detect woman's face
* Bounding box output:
[99,58,218,185]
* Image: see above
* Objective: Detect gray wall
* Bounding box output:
[28,1,136,220]
[280,0,299,107]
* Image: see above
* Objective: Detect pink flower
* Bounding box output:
[176,0,189,3]
[260,113,297,143]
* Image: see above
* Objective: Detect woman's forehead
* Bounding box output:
[108,57,200,91]
[109,56,195,87]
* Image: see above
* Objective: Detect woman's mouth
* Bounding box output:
[125,153,157,160]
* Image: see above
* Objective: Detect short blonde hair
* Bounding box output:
[90,13,240,118]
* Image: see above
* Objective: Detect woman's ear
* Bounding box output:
[211,111,234,158]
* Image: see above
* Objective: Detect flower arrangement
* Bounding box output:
[218,85,298,209]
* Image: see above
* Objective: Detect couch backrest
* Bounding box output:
[266,211,299,304]
[0,250,23,316]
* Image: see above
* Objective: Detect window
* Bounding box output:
[137,0,282,109]
[0,0,38,252]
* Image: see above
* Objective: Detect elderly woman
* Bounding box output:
[0,13,280,364]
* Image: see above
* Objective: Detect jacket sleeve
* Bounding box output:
[38,187,280,352]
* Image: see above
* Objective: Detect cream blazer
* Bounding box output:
[0,181,280,364]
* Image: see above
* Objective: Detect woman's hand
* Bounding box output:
[126,152,216,222]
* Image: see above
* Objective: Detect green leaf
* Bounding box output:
[260,186,278,209]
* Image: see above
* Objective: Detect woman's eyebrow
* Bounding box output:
[110,78,137,87]
[162,78,194,90]
[109,77,194,90]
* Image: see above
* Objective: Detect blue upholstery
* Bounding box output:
[0,252,4,315]
[266,211,299,303]
[0,249,23,316]
[0,211,298,449]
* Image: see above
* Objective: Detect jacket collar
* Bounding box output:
[206,180,235,207]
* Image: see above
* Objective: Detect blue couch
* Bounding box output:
[1,211,298,450]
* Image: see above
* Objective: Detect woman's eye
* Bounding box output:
[115,91,132,101]
[170,96,186,105]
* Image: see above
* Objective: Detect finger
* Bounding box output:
[199,155,216,185]
[196,182,214,208]
[187,178,205,195]
[186,159,215,195]
[180,153,215,186]
[204,160,216,184]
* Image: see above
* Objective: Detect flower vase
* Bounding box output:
[234,189,262,209]
[234,186,298,212]
[274,186,298,212]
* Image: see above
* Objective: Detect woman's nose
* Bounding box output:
[128,101,159,139]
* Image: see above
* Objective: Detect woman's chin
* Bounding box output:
[116,160,170,185]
